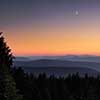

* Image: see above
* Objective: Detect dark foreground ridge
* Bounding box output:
[12,67,100,100]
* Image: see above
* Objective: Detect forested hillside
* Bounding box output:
[12,67,100,100]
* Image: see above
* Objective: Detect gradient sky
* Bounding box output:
[1,0,100,56]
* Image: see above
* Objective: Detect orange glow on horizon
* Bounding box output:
[4,19,100,56]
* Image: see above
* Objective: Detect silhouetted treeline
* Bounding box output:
[0,32,22,100]
[12,67,100,100]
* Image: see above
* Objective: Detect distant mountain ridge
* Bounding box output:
[14,55,100,76]
[14,59,100,72]
[15,55,100,62]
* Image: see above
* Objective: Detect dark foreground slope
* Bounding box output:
[13,67,100,100]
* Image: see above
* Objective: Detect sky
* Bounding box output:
[1,0,100,56]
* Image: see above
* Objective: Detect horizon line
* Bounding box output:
[14,54,100,57]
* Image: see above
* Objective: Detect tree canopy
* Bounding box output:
[0,32,22,100]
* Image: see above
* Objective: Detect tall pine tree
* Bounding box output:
[0,32,22,100]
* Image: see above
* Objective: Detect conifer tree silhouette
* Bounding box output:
[0,32,22,100]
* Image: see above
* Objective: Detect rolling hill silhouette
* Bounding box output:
[14,59,100,76]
